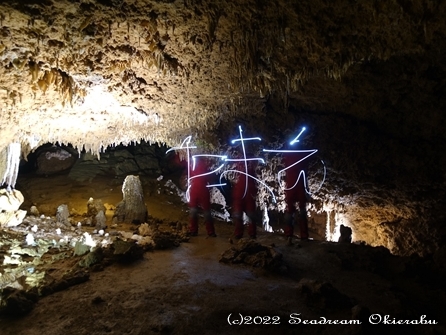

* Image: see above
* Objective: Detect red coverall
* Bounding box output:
[232,161,258,238]
[188,157,216,236]
[283,151,310,239]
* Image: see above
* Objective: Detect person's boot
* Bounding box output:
[284,212,294,245]
[233,217,244,239]
[284,212,294,237]
[298,216,309,240]
[246,212,257,239]
[248,222,256,239]
[189,208,198,236]
[203,210,216,236]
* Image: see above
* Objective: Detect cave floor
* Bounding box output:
[0,172,445,335]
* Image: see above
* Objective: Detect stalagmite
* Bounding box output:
[113,175,148,224]
[95,210,107,230]
[56,204,70,228]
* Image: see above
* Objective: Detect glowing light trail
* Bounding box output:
[191,154,227,188]
[263,127,325,194]
[263,149,318,191]
[220,169,277,203]
[230,126,261,198]
[224,126,276,202]
[166,136,226,201]
[165,136,197,154]
[225,157,265,164]
[166,136,196,201]
[290,127,306,145]
[165,127,324,205]
[316,159,327,193]
[192,155,228,170]
[231,137,262,144]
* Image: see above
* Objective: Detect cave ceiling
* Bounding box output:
[0,0,445,156]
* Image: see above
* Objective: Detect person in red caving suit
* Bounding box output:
[282,145,311,243]
[188,156,216,237]
[231,156,258,239]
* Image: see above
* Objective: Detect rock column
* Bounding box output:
[113,175,148,224]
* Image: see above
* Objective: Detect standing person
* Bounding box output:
[188,155,217,237]
[282,144,311,243]
[263,127,319,244]
[231,157,258,239]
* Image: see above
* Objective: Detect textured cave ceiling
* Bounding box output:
[1,0,446,255]
[1,0,445,153]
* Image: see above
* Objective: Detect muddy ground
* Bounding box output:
[0,171,445,335]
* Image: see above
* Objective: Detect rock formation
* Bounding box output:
[0,188,26,227]
[0,0,445,255]
[113,175,148,224]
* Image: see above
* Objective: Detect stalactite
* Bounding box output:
[0,142,21,189]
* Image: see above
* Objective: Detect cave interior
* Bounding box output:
[0,0,446,333]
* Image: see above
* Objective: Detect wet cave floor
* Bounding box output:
[0,171,445,335]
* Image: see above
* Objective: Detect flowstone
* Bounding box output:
[0,189,27,227]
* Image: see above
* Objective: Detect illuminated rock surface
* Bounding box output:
[0,0,446,333]
[0,0,444,255]
[1,0,445,153]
